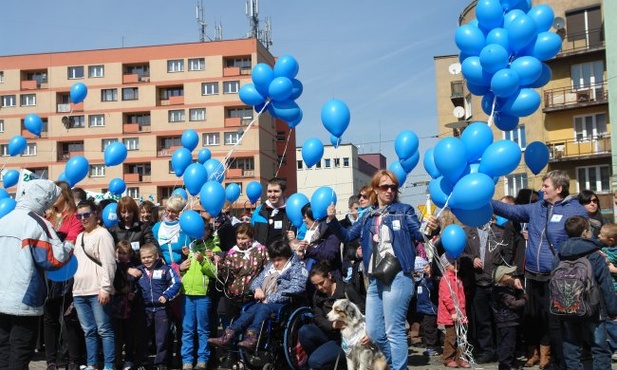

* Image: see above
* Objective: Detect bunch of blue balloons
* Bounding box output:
[456,0,559,130]
[239,55,304,129]
[389,130,420,185]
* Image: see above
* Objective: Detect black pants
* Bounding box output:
[418,313,439,348]
[0,313,39,370]
[43,296,84,365]
[145,309,171,366]
[497,326,517,368]
[472,285,495,358]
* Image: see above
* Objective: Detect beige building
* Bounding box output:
[434,0,612,219]
[0,39,297,208]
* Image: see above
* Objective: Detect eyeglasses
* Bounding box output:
[378,184,398,192]
[358,193,369,200]
[584,198,599,205]
[240,217,251,222]
[75,212,92,220]
[166,208,179,215]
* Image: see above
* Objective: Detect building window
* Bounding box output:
[223,81,240,94]
[189,58,205,71]
[324,159,331,168]
[202,82,219,95]
[89,114,105,127]
[123,138,139,151]
[503,124,526,149]
[334,158,340,168]
[577,165,610,193]
[23,143,37,156]
[122,87,139,101]
[203,133,220,146]
[225,57,252,69]
[343,157,350,167]
[228,157,254,171]
[88,65,104,78]
[504,173,528,196]
[101,138,118,151]
[168,161,175,174]
[168,110,185,122]
[566,5,602,47]
[69,115,85,128]
[224,132,240,145]
[126,113,151,125]
[160,87,183,100]
[167,59,184,73]
[574,113,606,141]
[315,161,322,169]
[90,164,106,178]
[101,89,118,102]
[0,145,8,157]
[0,120,4,132]
[67,66,84,79]
[1,95,16,107]
[297,160,303,170]
[20,94,36,106]
[0,71,3,83]
[227,107,253,119]
[571,60,603,95]
[127,187,140,199]
[189,108,206,122]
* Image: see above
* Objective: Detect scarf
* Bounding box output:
[265,199,285,218]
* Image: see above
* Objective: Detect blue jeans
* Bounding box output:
[181,295,211,365]
[229,302,283,334]
[562,320,611,370]
[606,319,617,352]
[365,271,413,370]
[73,295,115,367]
[298,324,344,370]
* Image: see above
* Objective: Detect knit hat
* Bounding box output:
[414,256,429,274]
[493,265,517,284]
[439,253,455,268]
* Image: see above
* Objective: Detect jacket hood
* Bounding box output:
[16,180,61,216]
[559,237,600,258]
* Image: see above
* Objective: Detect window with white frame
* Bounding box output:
[123,138,139,151]
[167,59,184,73]
[202,133,220,146]
[223,81,240,94]
[88,65,104,78]
[189,108,206,122]
[90,164,106,178]
[224,132,240,145]
[571,60,603,90]
[297,160,303,170]
[23,143,37,156]
[504,173,528,196]
[202,82,219,95]
[227,107,253,119]
[577,165,610,193]
[1,95,16,107]
[101,138,118,151]
[228,157,254,171]
[127,187,140,199]
[67,66,84,79]
[324,158,331,168]
[101,89,118,102]
[0,71,3,83]
[0,120,4,132]
[334,158,341,167]
[343,157,350,167]
[503,124,526,149]
[574,113,607,141]
[20,94,36,106]
[122,87,139,101]
[0,145,8,157]
[189,58,205,71]
[89,114,105,127]
[168,110,185,122]
[70,115,85,128]
[168,161,175,174]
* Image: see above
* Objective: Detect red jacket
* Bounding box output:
[437,269,467,326]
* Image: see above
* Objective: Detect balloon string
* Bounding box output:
[275,128,293,177]
[435,193,451,219]
[487,95,497,127]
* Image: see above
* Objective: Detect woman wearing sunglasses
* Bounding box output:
[326,169,438,370]
[72,199,117,370]
[578,189,608,238]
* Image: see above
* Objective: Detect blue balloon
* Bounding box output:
[423,148,441,179]
[8,135,27,156]
[455,24,487,56]
[527,62,552,88]
[2,169,19,188]
[102,203,118,228]
[501,88,541,117]
[433,137,468,184]
[310,187,337,221]
[286,193,310,228]
[441,224,467,258]
[479,139,522,177]
[460,122,494,163]
[180,210,205,239]
[503,9,526,30]
[251,63,275,97]
[246,181,263,204]
[481,92,499,115]
[512,0,531,12]
[172,188,188,199]
[510,56,542,86]
[524,141,550,175]
[429,177,454,209]
[401,151,420,173]
[321,99,351,137]
[452,203,494,227]
[270,100,302,123]
[70,82,88,104]
[486,28,510,52]
[500,0,523,11]
[302,138,324,168]
[389,161,408,186]
[476,0,505,31]
[197,148,212,164]
[225,183,241,203]
[494,112,520,131]
[491,68,521,98]
[183,163,208,196]
[394,130,419,161]
[171,148,193,177]
[203,158,225,183]
[24,114,43,136]
[58,172,70,185]
[64,156,89,185]
[239,83,266,107]
[104,141,128,167]
[0,188,9,199]
[268,77,293,102]
[0,197,16,218]
[287,109,303,129]
[506,14,537,52]
[48,254,79,282]
[462,56,492,87]
[448,173,496,211]
[527,31,562,61]
[199,181,226,216]
[181,130,199,152]
[480,44,511,74]
[108,178,126,195]
[273,55,299,79]
[290,78,303,100]
[330,135,341,149]
[527,4,554,33]
[467,82,491,96]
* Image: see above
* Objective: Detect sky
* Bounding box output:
[1,0,465,205]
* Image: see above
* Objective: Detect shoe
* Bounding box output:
[194,362,207,370]
[218,352,238,370]
[182,364,193,370]
[612,353,617,362]
[423,348,440,356]
[103,365,115,370]
[476,354,495,364]
[237,330,258,351]
[458,360,471,368]
[524,345,540,367]
[446,361,458,368]
[208,329,236,348]
[538,344,551,369]
[47,364,58,370]
[123,362,134,370]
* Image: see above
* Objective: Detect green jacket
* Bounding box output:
[180,234,221,296]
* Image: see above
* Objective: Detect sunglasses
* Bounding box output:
[76,212,92,220]
[585,198,599,205]
[378,184,398,192]
[358,193,369,200]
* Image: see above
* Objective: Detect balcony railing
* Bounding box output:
[558,28,604,56]
[57,103,71,113]
[546,134,611,161]
[543,82,608,111]
[122,73,150,84]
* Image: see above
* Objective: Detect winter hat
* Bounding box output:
[440,253,455,268]
[493,265,517,284]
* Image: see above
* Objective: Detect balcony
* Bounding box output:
[157,146,181,157]
[223,67,240,77]
[71,102,84,112]
[57,151,84,162]
[543,82,608,112]
[123,74,150,84]
[57,103,71,113]
[123,123,151,133]
[225,117,253,127]
[546,135,611,162]
[160,95,184,106]
[123,173,141,182]
[554,28,604,59]
[21,80,38,90]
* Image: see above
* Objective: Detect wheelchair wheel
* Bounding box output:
[283,306,312,370]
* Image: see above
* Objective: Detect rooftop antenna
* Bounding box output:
[195,0,209,42]
[214,21,223,41]
[245,0,272,49]
[261,16,273,49]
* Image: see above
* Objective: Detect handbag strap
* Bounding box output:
[80,233,102,267]
[371,215,382,273]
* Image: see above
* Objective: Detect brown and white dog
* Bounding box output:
[327,299,389,370]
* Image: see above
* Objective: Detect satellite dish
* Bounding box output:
[453,106,465,119]
[448,63,462,75]
[553,17,565,30]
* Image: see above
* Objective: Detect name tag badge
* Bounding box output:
[550,214,563,223]
[392,220,401,230]
[274,220,283,230]
[417,286,423,295]
[131,242,140,251]
[153,270,163,279]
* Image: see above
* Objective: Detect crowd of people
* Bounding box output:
[1,169,617,370]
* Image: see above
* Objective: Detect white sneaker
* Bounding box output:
[612,353,617,362]
[123,361,134,370]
